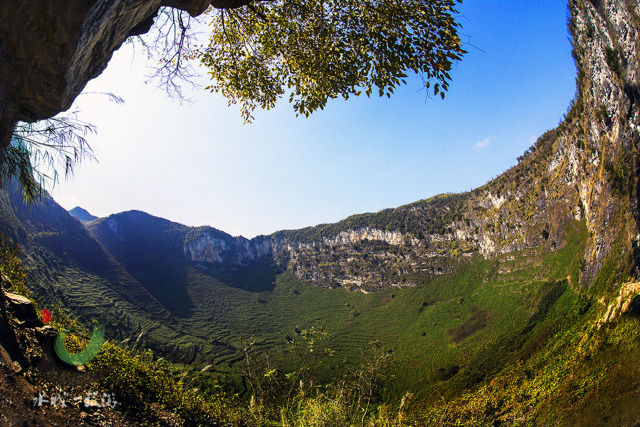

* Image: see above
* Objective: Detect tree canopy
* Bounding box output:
[196,0,465,122]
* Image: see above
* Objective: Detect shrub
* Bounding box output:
[0,236,29,296]
[87,342,242,424]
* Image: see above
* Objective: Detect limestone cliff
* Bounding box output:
[184,226,271,266]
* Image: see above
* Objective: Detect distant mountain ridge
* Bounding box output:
[68,206,97,223]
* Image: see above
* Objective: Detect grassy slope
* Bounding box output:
[163,219,588,402]
[412,280,640,425]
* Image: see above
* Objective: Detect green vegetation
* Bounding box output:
[3,112,97,201]
[276,192,469,242]
[0,236,29,296]
[5,161,636,424]
[21,215,637,425]
[195,0,465,121]
[415,291,640,425]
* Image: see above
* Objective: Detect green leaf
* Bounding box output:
[195,0,464,119]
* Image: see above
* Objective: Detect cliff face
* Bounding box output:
[183,227,271,266]
[567,0,640,287]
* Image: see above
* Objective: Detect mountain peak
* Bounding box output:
[68,206,98,223]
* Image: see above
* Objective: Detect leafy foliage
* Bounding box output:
[197,0,465,121]
[2,112,96,202]
[0,235,29,296]
[87,342,243,425]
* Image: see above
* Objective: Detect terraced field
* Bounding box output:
[138,219,588,398]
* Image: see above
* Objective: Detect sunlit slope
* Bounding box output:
[76,201,587,397]
[169,220,587,398]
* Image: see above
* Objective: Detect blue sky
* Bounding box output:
[51,1,577,238]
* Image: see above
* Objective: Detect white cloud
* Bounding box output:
[474,135,495,149]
